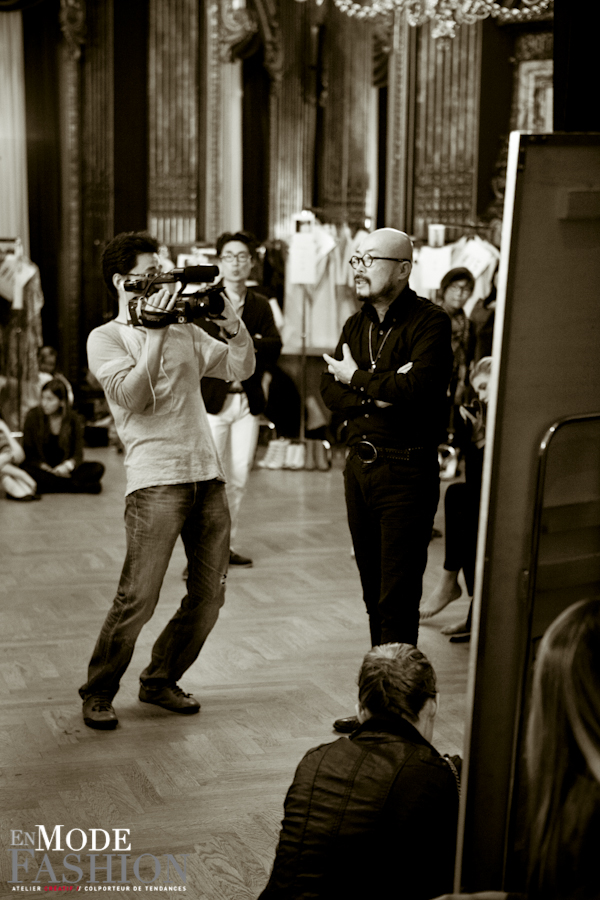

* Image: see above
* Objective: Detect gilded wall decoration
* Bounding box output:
[59,0,86,60]
[219,0,258,62]
[411,21,481,238]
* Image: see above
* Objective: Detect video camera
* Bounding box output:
[123,265,224,328]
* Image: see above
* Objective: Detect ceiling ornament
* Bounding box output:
[332,0,553,40]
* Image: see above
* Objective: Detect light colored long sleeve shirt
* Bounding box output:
[87,319,255,494]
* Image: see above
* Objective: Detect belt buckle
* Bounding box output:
[356,441,378,464]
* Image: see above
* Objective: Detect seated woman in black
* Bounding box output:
[259,643,460,900]
[23,379,105,494]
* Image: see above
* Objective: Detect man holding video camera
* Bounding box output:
[79,231,255,730]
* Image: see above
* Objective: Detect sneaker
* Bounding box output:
[139,684,200,714]
[258,438,290,469]
[82,696,118,730]
[229,550,253,567]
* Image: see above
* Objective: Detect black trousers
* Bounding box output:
[344,450,440,647]
[443,446,484,596]
[23,461,105,494]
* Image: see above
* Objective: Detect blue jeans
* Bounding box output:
[79,480,230,701]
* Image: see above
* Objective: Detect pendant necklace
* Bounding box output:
[368,322,394,372]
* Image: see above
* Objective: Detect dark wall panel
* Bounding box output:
[113,0,148,233]
[22,0,61,348]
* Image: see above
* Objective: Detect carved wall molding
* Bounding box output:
[59,0,86,61]
[251,0,283,86]
[57,40,82,381]
[204,0,223,241]
[385,13,413,230]
[318,6,372,226]
[80,0,114,341]
[411,20,481,238]
[219,0,258,62]
[148,0,199,246]
[513,29,553,61]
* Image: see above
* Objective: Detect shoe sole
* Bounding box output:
[229,561,253,568]
[83,716,118,730]
[139,695,200,714]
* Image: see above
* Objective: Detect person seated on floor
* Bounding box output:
[258,643,460,900]
[0,415,39,501]
[433,597,600,900]
[420,356,492,642]
[37,345,75,406]
[22,379,105,494]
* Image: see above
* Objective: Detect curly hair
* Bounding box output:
[357,643,437,722]
[101,231,159,300]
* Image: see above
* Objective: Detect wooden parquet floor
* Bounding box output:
[0,446,470,898]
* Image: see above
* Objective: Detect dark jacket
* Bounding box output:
[23,406,84,469]
[201,287,282,416]
[320,286,453,450]
[259,715,459,900]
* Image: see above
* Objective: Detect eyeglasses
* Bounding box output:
[349,254,410,270]
[220,253,252,263]
[445,281,472,295]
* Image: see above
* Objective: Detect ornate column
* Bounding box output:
[317,3,373,226]
[411,21,482,238]
[79,0,114,347]
[384,13,414,230]
[57,0,87,382]
[147,0,199,246]
[269,0,308,240]
[204,0,268,242]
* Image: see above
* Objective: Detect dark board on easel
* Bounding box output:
[456,132,600,892]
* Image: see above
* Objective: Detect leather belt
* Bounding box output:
[352,441,426,464]
[227,387,245,394]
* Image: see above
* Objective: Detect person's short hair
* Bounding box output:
[471,356,492,381]
[101,231,159,300]
[41,377,69,409]
[358,643,437,722]
[38,345,57,361]
[216,231,257,258]
[440,267,475,296]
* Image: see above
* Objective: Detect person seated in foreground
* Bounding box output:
[22,379,105,494]
[258,643,460,900]
[433,597,600,900]
[0,416,39,500]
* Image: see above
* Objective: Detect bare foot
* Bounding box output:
[441,618,470,635]
[420,571,462,620]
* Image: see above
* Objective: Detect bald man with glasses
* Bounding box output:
[321,228,453,733]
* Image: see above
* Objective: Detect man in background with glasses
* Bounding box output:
[200,232,282,568]
[321,228,453,734]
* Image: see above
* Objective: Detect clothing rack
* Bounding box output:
[0,238,26,431]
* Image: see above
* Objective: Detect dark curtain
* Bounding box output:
[0,0,45,10]
[242,44,270,243]
[22,0,61,349]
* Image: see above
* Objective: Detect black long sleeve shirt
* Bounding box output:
[320,286,453,450]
